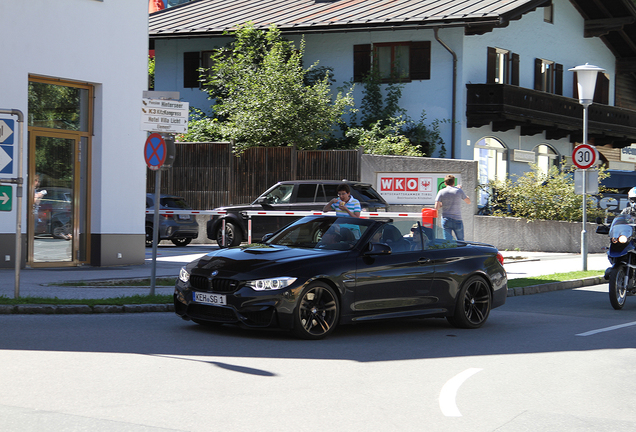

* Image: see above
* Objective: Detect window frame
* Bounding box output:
[534,58,563,95]
[487,47,519,85]
[353,41,431,83]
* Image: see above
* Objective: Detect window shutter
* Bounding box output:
[594,73,610,104]
[487,47,497,83]
[183,51,200,88]
[534,58,543,90]
[511,53,520,86]
[555,63,563,95]
[353,44,371,82]
[410,41,431,80]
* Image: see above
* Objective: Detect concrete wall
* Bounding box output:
[473,216,607,253]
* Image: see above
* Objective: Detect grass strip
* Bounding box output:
[0,294,173,306]
[54,277,177,287]
[508,270,604,289]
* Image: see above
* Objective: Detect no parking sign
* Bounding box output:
[144,133,175,170]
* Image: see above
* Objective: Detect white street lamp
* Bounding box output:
[569,63,605,270]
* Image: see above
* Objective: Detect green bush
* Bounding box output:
[480,165,612,222]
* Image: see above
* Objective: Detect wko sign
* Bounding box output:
[376,173,461,205]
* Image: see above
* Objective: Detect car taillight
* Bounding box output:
[496,252,504,265]
[161,214,172,219]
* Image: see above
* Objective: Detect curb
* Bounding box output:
[0,303,175,315]
[0,277,608,314]
[506,276,605,297]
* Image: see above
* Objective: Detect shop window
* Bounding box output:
[475,137,508,206]
[534,144,560,175]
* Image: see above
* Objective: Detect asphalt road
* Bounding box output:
[0,283,634,431]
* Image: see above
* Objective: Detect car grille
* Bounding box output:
[188,304,238,322]
[189,275,240,293]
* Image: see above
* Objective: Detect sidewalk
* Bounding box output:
[0,246,611,313]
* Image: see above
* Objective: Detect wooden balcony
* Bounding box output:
[466,84,636,147]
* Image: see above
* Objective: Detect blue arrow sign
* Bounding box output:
[0,119,14,145]
[0,145,12,174]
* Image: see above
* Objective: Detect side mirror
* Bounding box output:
[256,196,274,209]
[261,233,274,242]
[595,217,603,224]
[596,225,609,235]
[364,242,391,256]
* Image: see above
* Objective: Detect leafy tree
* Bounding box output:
[481,165,610,222]
[202,23,354,154]
[148,56,155,90]
[176,109,222,142]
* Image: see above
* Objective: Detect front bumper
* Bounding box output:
[174,282,298,329]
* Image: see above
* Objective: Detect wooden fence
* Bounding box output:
[147,142,362,209]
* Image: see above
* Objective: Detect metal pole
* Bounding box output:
[0,109,24,298]
[581,104,589,271]
[150,168,161,296]
[14,112,23,297]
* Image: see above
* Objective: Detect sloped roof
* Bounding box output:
[149,0,552,38]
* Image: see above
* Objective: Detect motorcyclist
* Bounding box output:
[620,187,636,217]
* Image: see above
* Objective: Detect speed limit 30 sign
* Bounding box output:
[572,144,598,169]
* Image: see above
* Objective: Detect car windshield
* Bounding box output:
[160,197,190,209]
[265,216,373,250]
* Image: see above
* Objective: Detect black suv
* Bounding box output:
[206,180,389,247]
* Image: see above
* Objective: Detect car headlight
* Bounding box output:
[179,267,190,283]
[246,277,297,291]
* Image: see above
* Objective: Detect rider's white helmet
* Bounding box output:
[629,187,636,206]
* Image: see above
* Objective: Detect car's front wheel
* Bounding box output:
[292,282,339,340]
[171,238,192,247]
[447,276,491,329]
[216,221,242,247]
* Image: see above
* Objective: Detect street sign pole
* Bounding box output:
[0,109,24,298]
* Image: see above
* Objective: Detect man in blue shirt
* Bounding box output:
[434,175,471,241]
[323,183,361,217]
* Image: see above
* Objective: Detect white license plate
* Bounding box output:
[193,292,226,306]
[178,214,191,220]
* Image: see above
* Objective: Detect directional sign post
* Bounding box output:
[0,185,11,211]
[0,119,14,144]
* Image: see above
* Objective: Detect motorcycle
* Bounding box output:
[596,214,636,309]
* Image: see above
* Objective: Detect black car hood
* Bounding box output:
[188,245,343,278]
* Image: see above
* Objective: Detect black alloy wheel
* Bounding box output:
[171,238,192,247]
[609,265,628,310]
[447,276,492,329]
[216,221,242,248]
[292,282,339,340]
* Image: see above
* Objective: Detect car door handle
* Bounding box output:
[418,257,432,264]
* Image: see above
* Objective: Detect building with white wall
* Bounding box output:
[0,1,148,268]
[150,0,636,204]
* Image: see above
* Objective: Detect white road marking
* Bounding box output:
[439,368,483,417]
[576,321,636,336]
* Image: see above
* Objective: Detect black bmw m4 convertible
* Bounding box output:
[174,214,507,339]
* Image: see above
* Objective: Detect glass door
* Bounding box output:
[28,131,88,266]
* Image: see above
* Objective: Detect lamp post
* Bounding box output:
[569,63,605,270]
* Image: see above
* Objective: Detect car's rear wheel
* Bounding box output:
[171,238,192,247]
[216,221,242,247]
[292,282,339,340]
[447,276,491,329]
[145,225,154,247]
